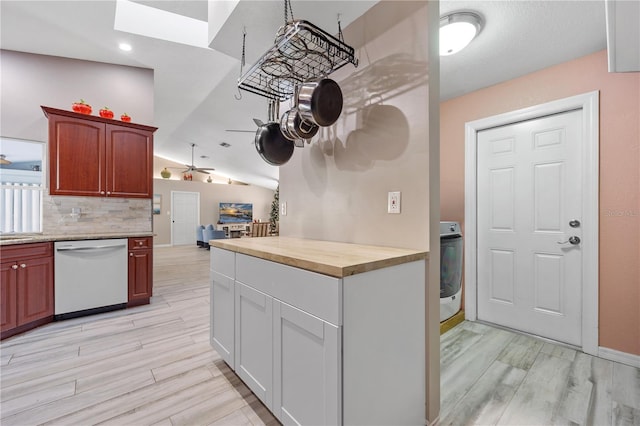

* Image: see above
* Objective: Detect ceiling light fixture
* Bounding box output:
[440,11,483,56]
[0,154,11,165]
[119,42,132,52]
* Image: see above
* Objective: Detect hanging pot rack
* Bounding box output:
[238,19,358,102]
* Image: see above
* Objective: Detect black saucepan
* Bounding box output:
[255,121,294,166]
[297,78,343,127]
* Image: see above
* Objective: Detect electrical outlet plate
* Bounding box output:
[388,191,401,214]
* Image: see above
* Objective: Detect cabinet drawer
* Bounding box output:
[210,247,235,278]
[128,237,152,250]
[236,254,341,325]
[1,242,53,263]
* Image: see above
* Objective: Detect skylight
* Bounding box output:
[114,0,208,48]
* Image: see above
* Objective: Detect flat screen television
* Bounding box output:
[219,203,253,223]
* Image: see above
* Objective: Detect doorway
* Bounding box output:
[171,191,200,246]
[464,92,599,355]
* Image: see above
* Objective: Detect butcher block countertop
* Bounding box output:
[209,236,428,278]
[0,232,154,246]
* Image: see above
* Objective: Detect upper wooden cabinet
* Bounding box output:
[42,106,157,198]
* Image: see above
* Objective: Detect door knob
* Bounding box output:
[558,236,581,245]
[569,220,581,228]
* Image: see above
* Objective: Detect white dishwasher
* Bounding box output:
[54,239,128,319]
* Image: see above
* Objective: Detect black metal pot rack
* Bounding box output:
[238,20,358,102]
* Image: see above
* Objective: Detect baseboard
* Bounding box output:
[440,310,465,335]
[153,244,172,248]
[598,346,640,368]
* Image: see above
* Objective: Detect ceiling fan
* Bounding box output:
[170,143,215,174]
[225,118,264,134]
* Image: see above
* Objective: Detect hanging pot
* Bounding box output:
[281,108,319,141]
[297,78,343,127]
[255,101,294,166]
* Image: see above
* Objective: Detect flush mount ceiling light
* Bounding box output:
[119,42,132,51]
[440,11,483,56]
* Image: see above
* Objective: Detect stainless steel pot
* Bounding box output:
[297,78,343,127]
[280,108,319,141]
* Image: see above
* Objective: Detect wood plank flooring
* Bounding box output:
[2,245,639,425]
[440,321,640,425]
[1,245,278,426]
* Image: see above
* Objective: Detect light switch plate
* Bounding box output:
[388,191,401,214]
[280,202,287,216]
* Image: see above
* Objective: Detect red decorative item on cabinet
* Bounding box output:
[99,107,114,119]
[121,113,132,122]
[71,99,92,115]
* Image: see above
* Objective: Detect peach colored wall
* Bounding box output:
[441,50,640,356]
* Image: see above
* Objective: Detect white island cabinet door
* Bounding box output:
[210,248,235,368]
[234,282,273,409]
[273,300,341,426]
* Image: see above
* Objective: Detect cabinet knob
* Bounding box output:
[100,191,105,195]
[12,264,18,270]
[20,263,27,268]
[107,191,111,195]
[130,253,133,257]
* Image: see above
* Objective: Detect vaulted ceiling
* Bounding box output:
[0,1,607,189]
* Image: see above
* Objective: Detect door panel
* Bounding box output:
[106,125,153,198]
[477,109,583,346]
[211,271,234,367]
[234,282,273,409]
[171,191,199,246]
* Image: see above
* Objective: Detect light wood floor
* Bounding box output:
[1,245,639,425]
[1,245,278,426]
[440,321,640,425]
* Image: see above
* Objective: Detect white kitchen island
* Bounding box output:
[209,237,428,425]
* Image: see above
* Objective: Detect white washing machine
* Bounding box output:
[440,222,463,322]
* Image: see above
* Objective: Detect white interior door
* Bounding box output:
[171,191,199,246]
[477,109,583,346]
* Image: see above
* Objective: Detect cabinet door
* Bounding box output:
[17,256,54,325]
[1,262,18,332]
[106,124,153,198]
[273,300,341,425]
[211,270,235,368]
[234,282,273,409]
[128,249,153,305]
[49,115,105,196]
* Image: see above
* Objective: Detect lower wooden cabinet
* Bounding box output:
[1,243,54,339]
[128,237,153,306]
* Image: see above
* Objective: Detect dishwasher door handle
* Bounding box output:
[56,244,127,252]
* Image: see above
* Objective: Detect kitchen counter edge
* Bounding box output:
[209,236,429,278]
[0,232,154,246]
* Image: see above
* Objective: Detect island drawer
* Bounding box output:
[236,253,341,325]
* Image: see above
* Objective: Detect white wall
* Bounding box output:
[279,1,431,251]
[0,50,155,235]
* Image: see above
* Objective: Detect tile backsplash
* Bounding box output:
[43,195,152,235]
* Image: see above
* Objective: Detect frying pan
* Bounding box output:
[255,101,294,166]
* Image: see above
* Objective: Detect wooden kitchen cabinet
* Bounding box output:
[127,237,153,307]
[42,106,157,198]
[1,243,54,340]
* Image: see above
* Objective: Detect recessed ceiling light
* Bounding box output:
[440,12,483,56]
[119,43,132,52]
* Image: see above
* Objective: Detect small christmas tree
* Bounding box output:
[269,186,279,234]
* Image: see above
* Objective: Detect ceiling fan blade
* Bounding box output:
[252,118,264,127]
